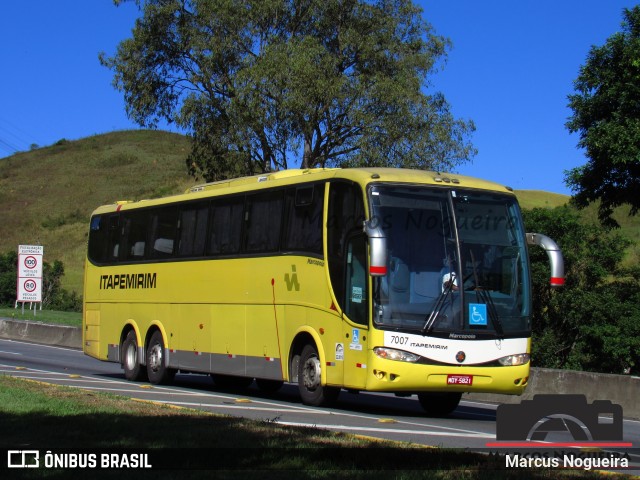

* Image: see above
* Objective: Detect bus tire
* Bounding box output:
[122,330,147,382]
[256,378,284,393]
[298,344,340,406]
[146,330,175,385]
[417,392,462,417]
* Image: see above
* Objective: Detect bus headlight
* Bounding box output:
[497,353,530,366]
[374,347,420,363]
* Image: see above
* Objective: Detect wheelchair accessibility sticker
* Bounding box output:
[469,303,487,326]
[349,329,362,351]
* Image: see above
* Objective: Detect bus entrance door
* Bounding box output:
[342,323,368,389]
[341,235,369,389]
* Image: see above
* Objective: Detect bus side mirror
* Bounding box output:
[363,220,387,276]
[526,233,565,287]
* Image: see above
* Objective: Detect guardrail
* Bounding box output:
[0,318,81,350]
[1,318,638,419]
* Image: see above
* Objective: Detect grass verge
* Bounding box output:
[0,376,629,479]
[0,307,81,327]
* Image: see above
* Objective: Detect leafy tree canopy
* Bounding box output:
[103,0,476,181]
[524,206,640,374]
[566,6,640,228]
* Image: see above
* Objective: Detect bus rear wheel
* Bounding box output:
[417,392,462,417]
[298,344,340,406]
[122,330,147,382]
[146,331,175,385]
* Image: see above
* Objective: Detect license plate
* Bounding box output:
[447,374,473,385]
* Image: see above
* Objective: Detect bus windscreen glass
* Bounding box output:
[370,186,531,338]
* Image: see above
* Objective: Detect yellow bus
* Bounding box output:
[83,168,563,415]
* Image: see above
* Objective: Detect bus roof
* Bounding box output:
[90,167,515,215]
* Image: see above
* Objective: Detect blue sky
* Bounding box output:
[1,1,638,194]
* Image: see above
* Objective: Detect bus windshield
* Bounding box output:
[370,186,531,338]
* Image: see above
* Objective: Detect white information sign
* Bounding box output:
[17,245,43,303]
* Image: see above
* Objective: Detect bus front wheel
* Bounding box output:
[122,330,147,382]
[298,344,340,406]
[417,392,462,417]
[146,331,175,385]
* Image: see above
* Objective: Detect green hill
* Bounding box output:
[512,190,568,209]
[0,130,194,293]
[1,130,637,295]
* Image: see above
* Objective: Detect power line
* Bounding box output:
[0,117,39,154]
[0,137,20,155]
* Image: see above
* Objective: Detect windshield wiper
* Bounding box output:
[474,286,504,339]
[422,273,456,335]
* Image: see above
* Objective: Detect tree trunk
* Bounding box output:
[302,137,312,169]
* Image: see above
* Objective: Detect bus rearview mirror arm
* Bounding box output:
[526,233,565,287]
[363,220,388,276]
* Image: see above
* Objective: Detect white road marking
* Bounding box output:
[2,364,493,438]
[0,363,497,440]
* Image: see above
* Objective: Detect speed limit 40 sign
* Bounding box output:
[17,245,43,302]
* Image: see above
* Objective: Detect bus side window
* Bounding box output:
[345,234,368,325]
[107,215,121,262]
[328,182,365,315]
[88,216,105,263]
[178,202,209,257]
[208,198,243,256]
[150,207,178,258]
[244,191,284,253]
[283,184,324,256]
[123,211,150,261]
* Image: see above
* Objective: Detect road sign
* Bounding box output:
[17,245,43,303]
[17,278,42,302]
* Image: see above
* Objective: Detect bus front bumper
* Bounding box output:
[366,355,530,395]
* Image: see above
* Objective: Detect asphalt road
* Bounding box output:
[1,337,638,473]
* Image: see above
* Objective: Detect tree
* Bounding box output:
[524,206,640,374]
[102,0,476,181]
[566,6,640,228]
[0,251,18,306]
